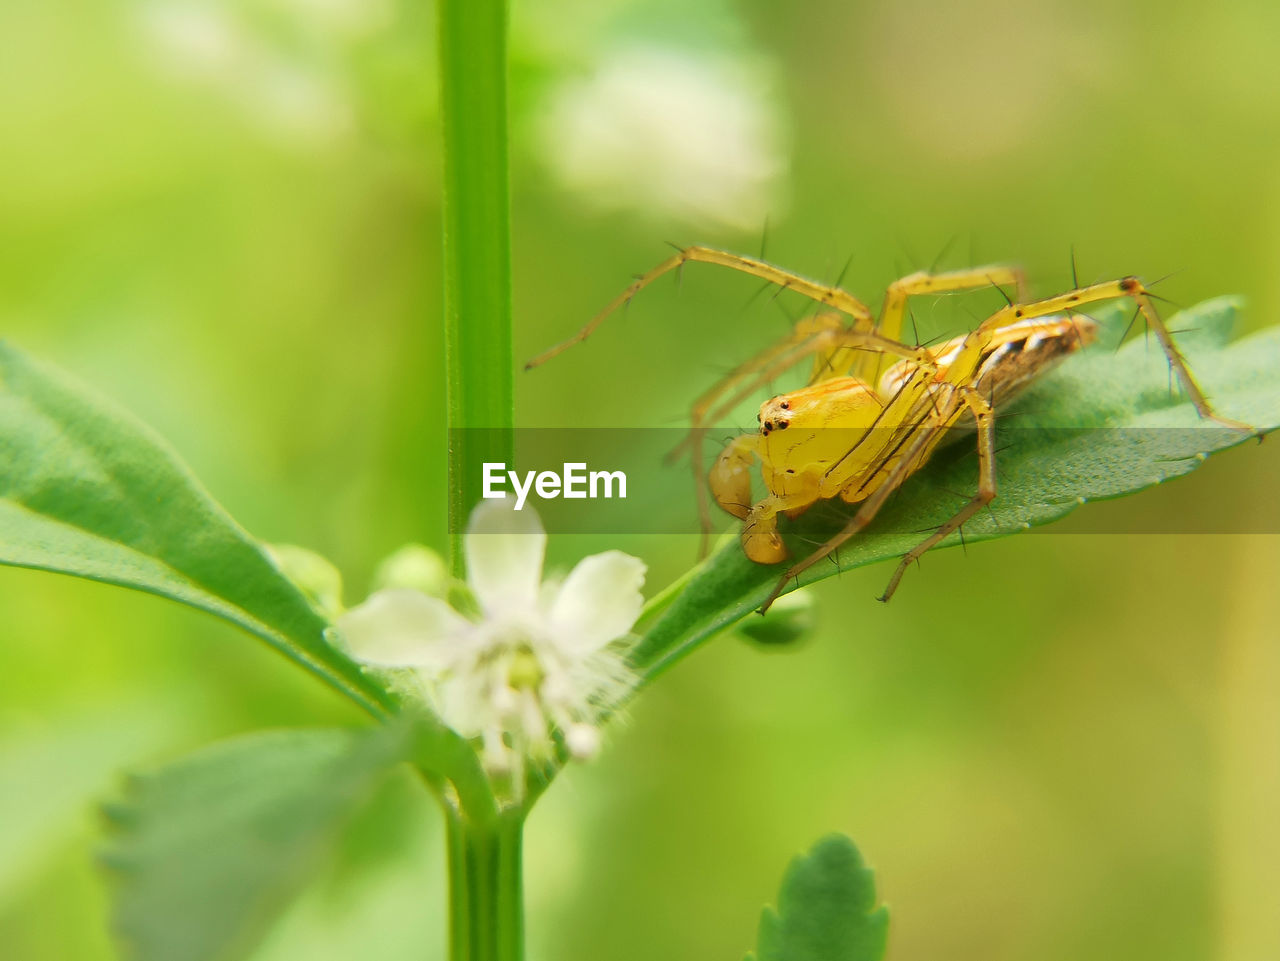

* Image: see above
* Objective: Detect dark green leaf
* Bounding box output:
[0,342,393,715]
[637,298,1280,679]
[101,726,410,961]
[748,834,888,961]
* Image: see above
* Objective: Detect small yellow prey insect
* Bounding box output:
[528,246,1251,610]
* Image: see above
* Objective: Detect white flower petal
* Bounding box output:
[465,496,546,615]
[549,551,646,652]
[336,588,468,669]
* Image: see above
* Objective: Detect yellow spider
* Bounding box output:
[528,247,1251,611]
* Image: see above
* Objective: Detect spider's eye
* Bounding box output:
[777,420,788,429]
[757,412,761,422]
[780,401,790,410]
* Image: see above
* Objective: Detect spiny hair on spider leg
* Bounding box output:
[896,237,921,271]
[910,521,953,536]
[921,314,972,346]
[809,500,847,522]
[701,360,746,378]
[930,234,960,273]
[983,501,1001,529]
[768,279,795,306]
[988,276,1016,308]
[771,295,801,324]
[1147,269,1183,289]
[832,253,855,290]
[933,484,978,503]
[742,278,774,313]
[813,350,845,381]
[991,407,1036,423]
[1116,305,1144,351]
[1061,310,1098,345]
[959,300,986,325]
[1145,290,1183,310]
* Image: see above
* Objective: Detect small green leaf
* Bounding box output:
[748,834,888,961]
[0,342,393,716]
[0,701,181,903]
[101,726,411,961]
[637,298,1280,679]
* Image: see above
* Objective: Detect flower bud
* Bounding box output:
[737,588,816,647]
[372,544,449,598]
[267,543,344,619]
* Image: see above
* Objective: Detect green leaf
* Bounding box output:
[748,834,888,961]
[0,342,393,716]
[0,700,182,903]
[101,726,411,961]
[636,298,1280,679]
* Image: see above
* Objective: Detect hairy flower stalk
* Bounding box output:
[337,498,643,796]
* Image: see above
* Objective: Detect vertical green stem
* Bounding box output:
[446,804,526,961]
[439,0,515,577]
[437,2,520,954]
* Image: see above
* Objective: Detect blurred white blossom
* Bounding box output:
[537,45,788,230]
[139,2,355,144]
[336,498,643,789]
[272,0,393,38]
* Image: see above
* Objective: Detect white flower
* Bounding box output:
[336,497,644,785]
[536,45,788,230]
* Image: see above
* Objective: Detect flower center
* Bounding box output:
[505,643,545,692]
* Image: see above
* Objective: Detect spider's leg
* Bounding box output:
[759,415,947,613]
[878,389,996,602]
[977,277,1253,432]
[861,265,1028,383]
[739,486,826,565]
[525,245,876,369]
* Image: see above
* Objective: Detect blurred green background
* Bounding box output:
[2,0,1279,959]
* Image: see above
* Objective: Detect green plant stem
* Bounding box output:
[439,0,515,578]
[445,805,525,961]
[437,1,521,955]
